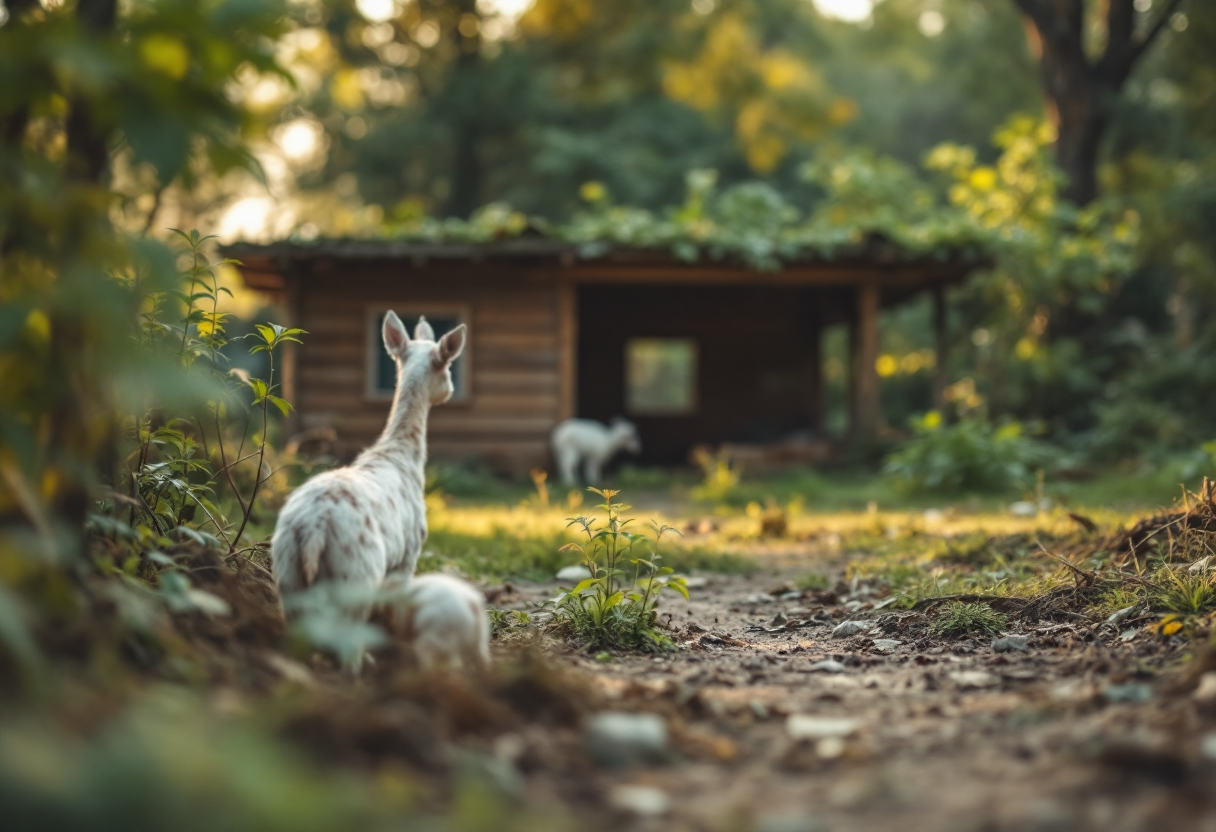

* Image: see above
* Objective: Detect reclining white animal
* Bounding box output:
[382,572,490,672]
[550,417,641,486]
[271,312,465,671]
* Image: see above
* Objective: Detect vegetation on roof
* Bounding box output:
[282,119,1136,275]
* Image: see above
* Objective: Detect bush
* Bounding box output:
[883,412,1053,494]
[549,489,689,650]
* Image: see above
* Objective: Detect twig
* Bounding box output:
[1036,541,1096,587]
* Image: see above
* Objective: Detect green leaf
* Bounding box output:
[267,395,293,416]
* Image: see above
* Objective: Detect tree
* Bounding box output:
[1011,0,1187,205]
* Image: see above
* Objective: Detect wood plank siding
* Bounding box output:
[226,240,983,473]
[291,264,564,470]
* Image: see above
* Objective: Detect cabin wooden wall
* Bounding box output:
[291,262,563,471]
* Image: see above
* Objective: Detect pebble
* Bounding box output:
[871,638,902,653]
[1105,606,1136,626]
[742,593,775,605]
[786,715,859,740]
[1193,672,1216,704]
[556,565,593,582]
[807,659,847,673]
[832,620,870,638]
[607,785,670,817]
[948,670,1000,689]
[992,635,1029,653]
[1103,683,1153,704]
[584,712,669,769]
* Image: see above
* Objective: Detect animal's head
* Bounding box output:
[610,417,641,454]
[382,311,467,405]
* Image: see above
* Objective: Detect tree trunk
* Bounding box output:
[1013,0,1184,206]
[445,0,483,218]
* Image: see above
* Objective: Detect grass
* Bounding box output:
[930,602,1008,638]
[1152,568,1216,617]
[422,497,756,581]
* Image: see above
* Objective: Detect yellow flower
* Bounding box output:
[141,35,190,80]
[579,181,606,203]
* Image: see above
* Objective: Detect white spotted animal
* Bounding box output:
[271,312,465,670]
[383,573,490,672]
[551,417,641,486]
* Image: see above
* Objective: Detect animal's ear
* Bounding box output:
[383,310,409,356]
[414,316,435,342]
[436,324,467,366]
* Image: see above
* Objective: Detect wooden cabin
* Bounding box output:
[224,237,980,472]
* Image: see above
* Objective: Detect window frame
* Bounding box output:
[624,336,699,417]
[364,305,472,404]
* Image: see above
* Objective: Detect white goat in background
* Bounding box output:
[271,312,465,669]
[551,417,641,486]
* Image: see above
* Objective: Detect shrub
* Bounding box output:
[549,489,689,650]
[929,602,1007,638]
[883,412,1053,494]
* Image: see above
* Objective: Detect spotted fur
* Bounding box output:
[271,312,466,667]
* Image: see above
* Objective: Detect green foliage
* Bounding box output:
[549,489,689,651]
[117,229,306,555]
[794,572,830,592]
[883,412,1053,494]
[1151,568,1216,618]
[929,601,1007,638]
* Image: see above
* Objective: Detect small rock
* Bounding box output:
[871,638,902,653]
[807,659,846,673]
[992,635,1029,653]
[584,712,669,769]
[1103,683,1153,704]
[786,714,859,740]
[815,737,847,760]
[1119,627,1139,642]
[1106,606,1136,626]
[683,576,709,589]
[743,593,775,605]
[780,590,802,601]
[607,785,669,817]
[1009,501,1037,517]
[1193,672,1216,704]
[949,670,1000,689]
[832,620,869,638]
[768,612,788,628]
[556,565,593,582]
[1189,557,1212,575]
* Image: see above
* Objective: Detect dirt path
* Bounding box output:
[493,562,1216,832]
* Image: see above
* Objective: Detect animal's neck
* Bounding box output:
[375,374,430,463]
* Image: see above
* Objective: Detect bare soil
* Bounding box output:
[479,548,1216,832]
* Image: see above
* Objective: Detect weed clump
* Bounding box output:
[930,601,1008,638]
[1152,568,1216,617]
[549,489,689,651]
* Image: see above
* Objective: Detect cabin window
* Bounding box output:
[625,338,698,416]
[367,309,469,401]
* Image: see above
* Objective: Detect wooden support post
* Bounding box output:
[281,271,302,439]
[557,280,578,421]
[932,284,947,414]
[849,283,880,441]
[808,318,823,434]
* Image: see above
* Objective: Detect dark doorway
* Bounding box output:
[577,283,824,465]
